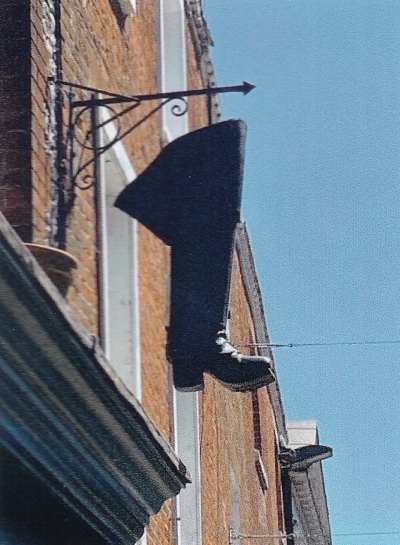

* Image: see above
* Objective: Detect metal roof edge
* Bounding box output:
[184,0,222,122]
[235,221,287,441]
[0,212,189,545]
[290,462,332,545]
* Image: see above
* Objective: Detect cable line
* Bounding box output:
[332,531,399,537]
[247,340,400,348]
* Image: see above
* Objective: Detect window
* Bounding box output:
[230,469,241,543]
[115,0,136,16]
[159,2,200,544]
[174,391,203,545]
[98,106,141,400]
[159,0,188,142]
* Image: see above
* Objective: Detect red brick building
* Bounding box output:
[0,1,332,545]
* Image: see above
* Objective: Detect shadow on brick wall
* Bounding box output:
[108,0,128,32]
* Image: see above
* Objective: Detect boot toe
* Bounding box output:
[206,353,275,392]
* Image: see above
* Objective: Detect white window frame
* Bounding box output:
[159,3,201,545]
[173,391,203,545]
[159,0,188,142]
[98,105,141,401]
[116,0,136,17]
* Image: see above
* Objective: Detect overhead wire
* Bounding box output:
[332,531,399,537]
[243,340,400,348]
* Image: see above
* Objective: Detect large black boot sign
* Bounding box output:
[115,120,275,392]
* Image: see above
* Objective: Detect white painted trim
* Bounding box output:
[172,387,182,545]
[116,0,136,16]
[137,528,148,545]
[174,391,203,545]
[98,106,141,401]
[101,108,136,181]
[97,117,110,356]
[159,4,200,543]
[159,0,188,141]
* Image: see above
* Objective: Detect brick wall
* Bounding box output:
[28,2,175,541]
[30,0,164,333]
[5,1,287,543]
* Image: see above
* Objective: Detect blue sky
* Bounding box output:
[204,1,399,543]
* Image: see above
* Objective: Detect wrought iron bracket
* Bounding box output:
[50,78,255,213]
[53,78,255,108]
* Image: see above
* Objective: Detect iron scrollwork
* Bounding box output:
[55,79,254,199]
[167,96,188,117]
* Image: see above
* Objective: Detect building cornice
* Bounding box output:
[184,0,222,122]
[0,213,189,545]
[290,464,332,545]
[235,222,287,441]
[286,422,332,545]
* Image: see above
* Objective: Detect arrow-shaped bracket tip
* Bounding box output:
[242,81,256,95]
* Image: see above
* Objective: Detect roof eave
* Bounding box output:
[0,213,189,545]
